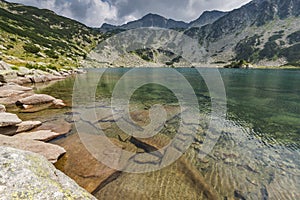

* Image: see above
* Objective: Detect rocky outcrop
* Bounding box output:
[0,120,42,136]
[0,60,85,85]
[0,112,22,127]
[0,134,66,163]
[16,94,66,112]
[16,94,56,105]
[0,146,96,200]
[14,130,66,142]
[0,108,68,163]
[0,83,33,105]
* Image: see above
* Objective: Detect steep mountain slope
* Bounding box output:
[189,10,228,28]
[0,0,101,69]
[185,0,300,66]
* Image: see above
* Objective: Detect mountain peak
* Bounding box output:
[101,13,189,30]
[189,10,228,28]
[142,13,164,19]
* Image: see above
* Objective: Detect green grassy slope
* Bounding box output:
[0,0,102,69]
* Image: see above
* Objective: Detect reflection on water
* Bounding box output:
[23,68,300,199]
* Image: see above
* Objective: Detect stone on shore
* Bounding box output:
[14,130,65,142]
[16,94,55,105]
[1,82,32,91]
[0,134,66,163]
[0,121,42,136]
[16,94,66,112]
[0,83,33,99]
[0,104,5,112]
[0,83,34,105]
[0,146,96,200]
[0,112,22,127]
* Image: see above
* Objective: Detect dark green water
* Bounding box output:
[26,68,300,199]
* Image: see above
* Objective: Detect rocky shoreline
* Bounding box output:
[0,62,94,199]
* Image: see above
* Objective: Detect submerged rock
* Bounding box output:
[0,146,96,200]
[0,112,22,127]
[0,134,66,163]
[34,119,72,136]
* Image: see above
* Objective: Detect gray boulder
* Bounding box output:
[0,146,96,200]
[0,113,22,127]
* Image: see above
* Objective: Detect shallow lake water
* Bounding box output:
[17,68,300,200]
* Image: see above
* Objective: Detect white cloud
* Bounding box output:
[6,0,118,27]
[6,0,252,27]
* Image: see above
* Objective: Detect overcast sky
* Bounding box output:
[6,0,252,27]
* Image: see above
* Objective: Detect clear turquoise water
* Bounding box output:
[49,68,299,149]
[31,68,300,199]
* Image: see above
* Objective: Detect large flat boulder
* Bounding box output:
[0,146,96,200]
[0,112,22,127]
[0,134,66,163]
[0,83,32,91]
[14,130,65,142]
[0,121,42,136]
[16,94,55,105]
[0,83,34,105]
[16,94,66,112]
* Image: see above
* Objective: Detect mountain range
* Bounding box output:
[101,10,228,31]
[100,0,300,66]
[1,0,300,68]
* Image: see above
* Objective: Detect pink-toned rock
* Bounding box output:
[0,90,25,98]
[34,119,72,135]
[0,121,42,136]
[1,83,32,91]
[14,130,64,142]
[0,134,66,163]
[16,121,42,133]
[16,94,55,106]
[0,113,22,127]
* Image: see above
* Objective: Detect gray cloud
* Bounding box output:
[6,0,251,27]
